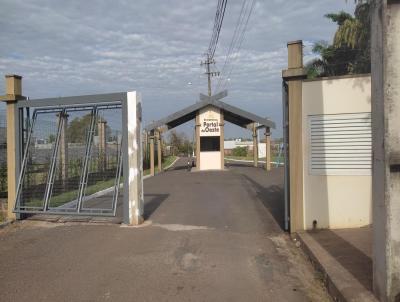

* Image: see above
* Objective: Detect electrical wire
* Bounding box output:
[216,0,256,92]
[208,0,228,59]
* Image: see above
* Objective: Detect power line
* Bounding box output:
[216,0,256,92]
[216,0,248,91]
[201,0,227,96]
[208,0,228,59]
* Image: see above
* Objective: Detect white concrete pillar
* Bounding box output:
[123,91,143,225]
[371,1,400,301]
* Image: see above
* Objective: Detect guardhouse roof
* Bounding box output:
[145,92,275,131]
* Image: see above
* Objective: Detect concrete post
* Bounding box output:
[265,128,271,171]
[371,1,400,301]
[149,132,155,176]
[220,111,225,169]
[98,119,107,172]
[156,130,162,173]
[282,40,307,233]
[0,75,25,220]
[195,113,200,169]
[123,91,144,225]
[253,123,258,168]
[58,112,69,187]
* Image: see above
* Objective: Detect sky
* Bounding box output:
[0,0,356,139]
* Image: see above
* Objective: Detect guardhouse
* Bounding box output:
[145,91,275,172]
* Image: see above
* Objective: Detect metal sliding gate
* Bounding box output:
[13,93,128,217]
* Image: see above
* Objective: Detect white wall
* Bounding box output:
[302,75,372,229]
[200,151,222,170]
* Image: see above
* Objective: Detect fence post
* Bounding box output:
[58,112,69,188]
[282,40,307,233]
[0,75,25,221]
[98,118,107,173]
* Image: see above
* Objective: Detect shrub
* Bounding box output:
[232,146,247,157]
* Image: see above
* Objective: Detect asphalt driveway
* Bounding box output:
[0,158,329,302]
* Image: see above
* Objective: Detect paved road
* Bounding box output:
[0,158,329,302]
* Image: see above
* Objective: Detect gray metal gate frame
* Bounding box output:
[12,93,131,220]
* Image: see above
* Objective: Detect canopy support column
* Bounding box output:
[195,113,200,169]
[253,123,258,168]
[149,131,155,176]
[220,111,225,169]
[156,130,162,173]
[265,128,271,171]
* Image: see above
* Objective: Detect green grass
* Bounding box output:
[19,155,178,209]
[24,178,118,208]
[144,156,177,176]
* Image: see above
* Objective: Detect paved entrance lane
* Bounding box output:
[0,160,329,302]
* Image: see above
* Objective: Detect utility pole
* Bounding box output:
[201,53,220,96]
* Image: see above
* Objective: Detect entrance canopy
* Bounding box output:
[145,91,276,131]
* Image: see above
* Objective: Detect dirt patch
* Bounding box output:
[270,234,332,302]
[0,198,7,223]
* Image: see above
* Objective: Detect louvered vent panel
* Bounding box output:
[308,113,371,175]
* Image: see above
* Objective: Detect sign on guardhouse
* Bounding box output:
[200,107,220,137]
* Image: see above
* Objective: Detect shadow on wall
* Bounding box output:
[303,77,329,230]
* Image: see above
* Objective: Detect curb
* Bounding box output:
[224,158,284,166]
[294,232,378,302]
[144,156,180,180]
[163,156,180,171]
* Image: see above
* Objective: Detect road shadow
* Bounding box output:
[143,193,169,220]
[168,165,189,171]
[309,229,372,291]
[241,174,285,230]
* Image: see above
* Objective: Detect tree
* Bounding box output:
[167,130,193,156]
[306,1,371,78]
[48,134,56,143]
[67,114,110,143]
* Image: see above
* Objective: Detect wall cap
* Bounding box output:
[303,73,371,83]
